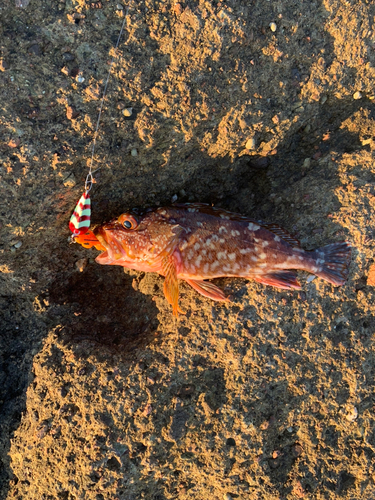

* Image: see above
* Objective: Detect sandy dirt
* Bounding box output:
[1,0,375,498]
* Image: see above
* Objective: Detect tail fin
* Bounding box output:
[314,242,352,286]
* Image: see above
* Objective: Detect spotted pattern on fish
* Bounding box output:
[92,203,352,315]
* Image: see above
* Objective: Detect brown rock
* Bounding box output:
[174,3,183,15]
[292,444,303,457]
[292,480,305,498]
[70,66,79,78]
[142,404,152,417]
[66,106,80,120]
[75,258,88,273]
[0,58,9,71]
[8,138,20,148]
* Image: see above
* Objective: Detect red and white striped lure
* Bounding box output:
[69,190,104,250]
[69,190,91,235]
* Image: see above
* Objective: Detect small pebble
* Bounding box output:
[123,107,133,117]
[15,0,31,7]
[62,52,75,62]
[292,444,303,457]
[70,67,79,78]
[174,3,183,15]
[76,75,85,83]
[75,258,88,273]
[116,3,124,9]
[0,58,10,71]
[14,241,22,249]
[66,106,80,120]
[245,138,256,150]
[303,158,311,169]
[353,91,362,100]
[61,66,69,76]
[362,138,372,146]
[292,100,303,110]
[171,194,178,203]
[131,148,138,157]
[287,426,293,433]
[8,138,20,148]
[306,275,316,283]
[63,173,77,188]
[223,494,233,500]
[320,95,327,104]
[345,406,358,422]
[269,22,277,32]
[142,404,152,417]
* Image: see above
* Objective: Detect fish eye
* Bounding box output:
[118,214,138,230]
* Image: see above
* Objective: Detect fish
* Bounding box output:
[87,203,352,315]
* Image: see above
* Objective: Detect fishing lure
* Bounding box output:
[69,190,91,236]
[69,188,104,250]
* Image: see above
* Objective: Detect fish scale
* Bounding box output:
[176,217,308,279]
[80,203,353,316]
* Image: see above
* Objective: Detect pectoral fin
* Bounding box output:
[185,279,230,302]
[162,256,184,316]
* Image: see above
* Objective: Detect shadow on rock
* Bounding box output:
[0,294,47,500]
[48,264,159,361]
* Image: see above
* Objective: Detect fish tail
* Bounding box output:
[313,242,352,286]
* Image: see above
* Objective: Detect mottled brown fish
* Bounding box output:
[81,203,351,315]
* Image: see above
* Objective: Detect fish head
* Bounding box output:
[93,209,183,271]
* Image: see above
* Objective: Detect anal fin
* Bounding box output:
[185,279,230,302]
[253,270,301,290]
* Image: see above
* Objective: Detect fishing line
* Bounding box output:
[70,6,130,243]
[85,6,130,193]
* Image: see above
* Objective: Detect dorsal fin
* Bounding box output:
[173,203,301,247]
[173,202,255,222]
[258,223,301,248]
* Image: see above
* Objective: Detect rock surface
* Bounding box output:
[1,0,375,498]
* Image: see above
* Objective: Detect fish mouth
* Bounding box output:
[93,223,129,264]
[93,225,109,246]
[93,225,114,263]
